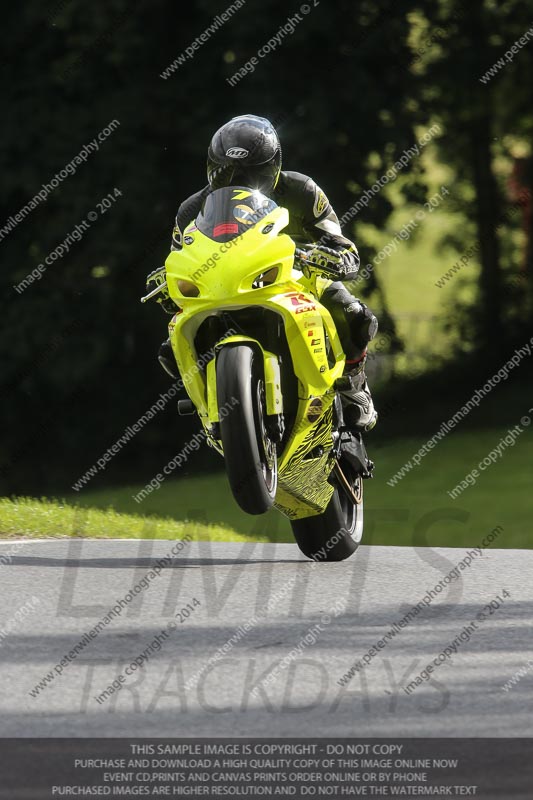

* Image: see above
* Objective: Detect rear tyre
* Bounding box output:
[216,345,277,515]
[290,464,363,561]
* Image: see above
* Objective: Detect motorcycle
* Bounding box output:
[142,186,374,561]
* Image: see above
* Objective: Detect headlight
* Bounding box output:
[177,280,200,297]
[252,266,279,288]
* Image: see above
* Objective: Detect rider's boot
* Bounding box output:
[158,339,180,378]
[336,353,377,433]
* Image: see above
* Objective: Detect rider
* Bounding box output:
[146,114,378,432]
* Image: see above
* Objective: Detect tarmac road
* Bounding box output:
[0,539,531,738]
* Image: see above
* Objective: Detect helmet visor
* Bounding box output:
[208,159,280,194]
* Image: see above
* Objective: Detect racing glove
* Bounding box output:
[305,246,359,279]
[146,267,179,314]
[339,249,359,278]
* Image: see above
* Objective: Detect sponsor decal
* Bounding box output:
[213,223,238,237]
[287,291,311,307]
[286,291,317,314]
[233,204,255,225]
[184,235,194,245]
[313,188,328,217]
[232,189,252,200]
[226,147,249,158]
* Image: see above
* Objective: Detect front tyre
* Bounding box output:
[290,464,363,561]
[216,345,277,515]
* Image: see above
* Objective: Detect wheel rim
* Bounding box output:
[256,380,278,496]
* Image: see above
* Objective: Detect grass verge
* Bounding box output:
[0,496,264,542]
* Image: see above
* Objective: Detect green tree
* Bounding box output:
[415,0,533,351]
[1,0,431,492]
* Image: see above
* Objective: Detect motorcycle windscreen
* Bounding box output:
[196,186,278,244]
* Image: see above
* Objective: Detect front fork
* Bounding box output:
[205,336,285,433]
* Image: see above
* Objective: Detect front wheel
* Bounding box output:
[216,345,278,515]
[290,463,363,561]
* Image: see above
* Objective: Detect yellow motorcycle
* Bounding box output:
[142,187,373,561]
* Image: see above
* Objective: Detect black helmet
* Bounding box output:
[207,114,282,194]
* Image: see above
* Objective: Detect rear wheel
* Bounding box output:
[216,345,277,515]
[290,462,363,561]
